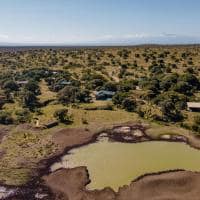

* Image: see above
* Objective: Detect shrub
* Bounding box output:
[117,79,137,92]
[58,86,91,104]
[20,90,38,110]
[192,115,200,133]
[102,82,117,92]
[173,81,193,95]
[58,86,77,104]
[3,80,19,91]
[194,115,200,125]
[82,118,88,124]
[122,98,137,112]
[25,81,40,95]
[0,111,13,124]
[54,109,73,124]
[112,92,129,106]
[15,109,31,123]
[160,100,183,122]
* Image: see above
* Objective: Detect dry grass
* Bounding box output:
[146,122,191,139]
[0,127,56,185]
[38,79,57,103]
[37,100,138,128]
[69,108,138,128]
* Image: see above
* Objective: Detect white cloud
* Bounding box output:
[93,34,143,42]
[1,32,198,44]
[159,33,178,38]
[123,33,150,39]
[0,34,9,40]
[99,35,115,40]
[93,33,185,43]
[0,31,175,43]
[23,36,34,41]
[97,33,162,41]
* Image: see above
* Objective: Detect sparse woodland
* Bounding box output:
[0,46,199,132]
[0,45,200,185]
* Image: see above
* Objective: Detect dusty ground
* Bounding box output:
[42,168,200,200]
[117,170,200,200]
[43,167,116,200]
[40,124,200,200]
[0,126,10,160]
[2,122,200,200]
[37,124,200,200]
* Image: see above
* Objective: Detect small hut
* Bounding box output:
[16,80,28,87]
[59,80,72,86]
[44,121,59,129]
[187,102,200,112]
[95,90,115,100]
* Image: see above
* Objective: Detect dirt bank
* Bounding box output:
[40,123,149,172]
[42,169,200,200]
[43,167,116,200]
[117,170,200,200]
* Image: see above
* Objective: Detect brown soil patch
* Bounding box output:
[42,168,200,200]
[0,126,11,143]
[43,167,116,200]
[116,170,200,200]
[3,123,200,200]
[52,128,95,151]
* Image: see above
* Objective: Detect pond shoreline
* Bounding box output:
[2,122,200,199]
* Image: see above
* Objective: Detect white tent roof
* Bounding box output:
[187,102,200,108]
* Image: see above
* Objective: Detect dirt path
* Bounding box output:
[38,79,57,103]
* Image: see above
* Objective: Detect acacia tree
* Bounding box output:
[122,98,137,112]
[112,92,129,106]
[3,80,19,91]
[20,90,38,110]
[0,111,13,124]
[54,109,73,124]
[25,81,40,95]
[58,86,91,104]
[15,109,31,123]
[160,100,183,122]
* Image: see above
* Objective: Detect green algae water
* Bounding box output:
[58,139,200,191]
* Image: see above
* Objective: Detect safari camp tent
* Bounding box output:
[187,102,200,112]
[95,90,115,100]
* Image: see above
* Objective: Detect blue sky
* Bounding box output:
[0,0,200,44]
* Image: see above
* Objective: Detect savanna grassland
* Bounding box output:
[0,45,200,186]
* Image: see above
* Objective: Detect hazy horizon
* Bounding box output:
[1,0,200,44]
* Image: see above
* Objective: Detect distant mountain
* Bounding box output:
[88,35,200,45]
[0,35,200,46]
